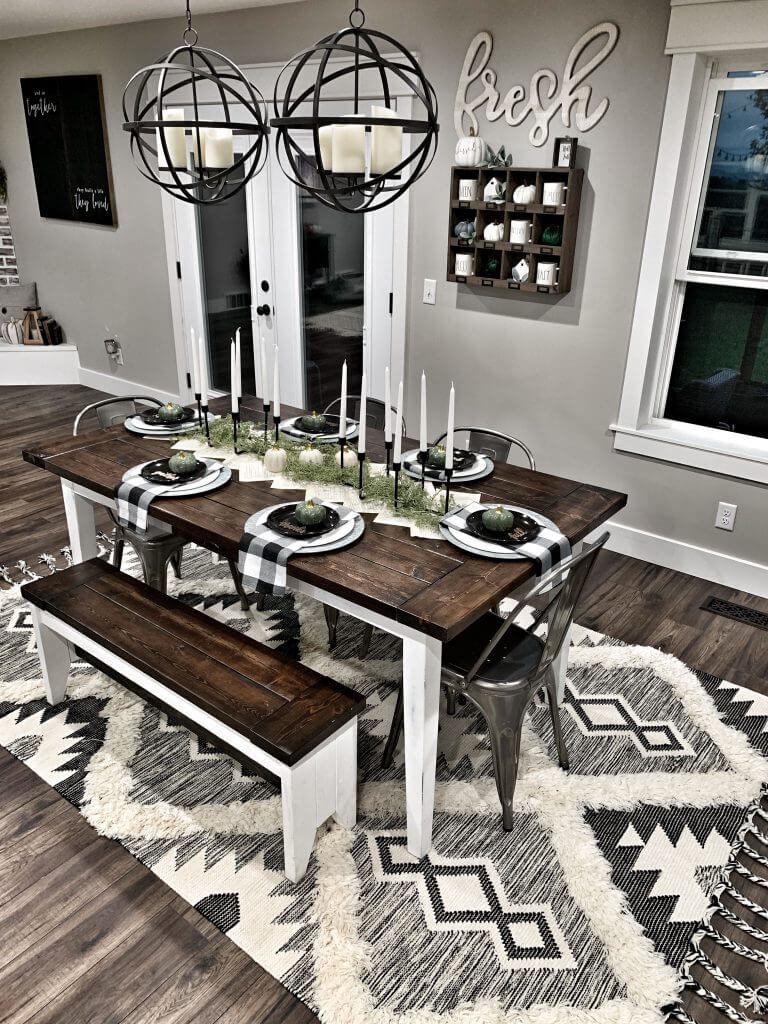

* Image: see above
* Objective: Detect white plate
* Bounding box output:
[401,448,494,483]
[124,415,200,436]
[441,505,559,560]
[279,415,359,444]
[122,460,230,497]
[251,503,361,553]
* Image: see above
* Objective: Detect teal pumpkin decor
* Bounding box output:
[168,451,199,476]
[157,402,185,423]
[427,445,446,469]
[454,220,475,241]
[481,505,516,533]
[300,411,327,432]
[294,499,327,527]
[541,224,563,245]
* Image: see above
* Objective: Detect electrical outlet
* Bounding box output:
[715,501,737,531]
[422,278,436,305]
[104,338,123,366]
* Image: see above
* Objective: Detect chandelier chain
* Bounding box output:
[349,2,365,28]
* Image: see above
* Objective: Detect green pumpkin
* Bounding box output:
[481,505,516,533]
[427,446,446,469]
[300,411,327,432]
[541,224,563,245]
[454,220,475,240]
[168,451,199,476]
[294,499,327,527]
[157,402,185,423]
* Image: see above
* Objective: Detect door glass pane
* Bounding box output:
[690,88,768,272]
[299,194,364,410]
[664,282,768,437]
[198,183,254,392]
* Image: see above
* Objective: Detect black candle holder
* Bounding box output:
[201,403,210,442]
[444,467,454,514]
[195,392,202,425]
[418,448,427,489]
[262,403,271,441]
[393,460,402,509]
[357,450,366,498]
[232,411,242,455]
[273,412,281,443]
[384,439,393,475]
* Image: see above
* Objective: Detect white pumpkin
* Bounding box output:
[454,128,485,168]
[0,317,23,345]
[483,222,505,242]
[512,183,536,204]
[335,445,356,467]
[298,446,324,467]
[264,446,288,474]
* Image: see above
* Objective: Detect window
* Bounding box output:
[612,55,768,483]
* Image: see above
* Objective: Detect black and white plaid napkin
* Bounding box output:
[115,459,217,533]
[442,502,571,575]
[239,504,357,596]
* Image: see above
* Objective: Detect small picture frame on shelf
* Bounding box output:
[552,136,577,168]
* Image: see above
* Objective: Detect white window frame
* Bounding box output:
[612,51,768,484]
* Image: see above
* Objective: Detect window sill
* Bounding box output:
[610,420,768,484]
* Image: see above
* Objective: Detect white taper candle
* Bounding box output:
[445,382,455,471]
[272,345,281,418]
[191,327,201,395]
[234,327,242,400]
[260,337,269,405]
[393,380,404,463]
[384,366,392,443]
[419,370,427,452]
[252,331,261,401]
[339,360,348,440]
[230,341,238,415]
[358,371,367,455]
[199,329,208,406]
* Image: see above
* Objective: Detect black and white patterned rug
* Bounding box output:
[2,547,768,1024]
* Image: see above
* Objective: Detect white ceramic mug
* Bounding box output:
[510,258,529,284]
[508,219,532,244]
[455,253,475,276]
[536,261,558,286]
[542,181,565,205]
[458,179,478,201]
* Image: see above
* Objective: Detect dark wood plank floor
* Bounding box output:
[2,384,767,1024]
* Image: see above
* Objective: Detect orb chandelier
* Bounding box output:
[122,0,269,205]
[271,2,439,213]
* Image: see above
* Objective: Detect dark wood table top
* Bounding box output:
[22,397,627,642]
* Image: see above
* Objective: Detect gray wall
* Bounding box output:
[0,0,764,565]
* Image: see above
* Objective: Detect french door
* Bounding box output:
[163,74,409,411]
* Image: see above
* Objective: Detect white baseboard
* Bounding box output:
[0,343,79,385]
[78,366,180,405]
[595,520,768,599]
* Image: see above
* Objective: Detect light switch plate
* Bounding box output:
[423,279,436,305]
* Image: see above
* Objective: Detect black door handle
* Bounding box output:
[256,304,271,316]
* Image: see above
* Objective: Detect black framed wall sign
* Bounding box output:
[20,74,117,226]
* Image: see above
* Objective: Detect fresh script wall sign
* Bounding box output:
[454,22,620,147]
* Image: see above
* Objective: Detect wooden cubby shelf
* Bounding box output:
[447,164,584,296]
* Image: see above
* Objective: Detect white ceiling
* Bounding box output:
[0,0,307,42]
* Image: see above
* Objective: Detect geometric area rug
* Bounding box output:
[2,547,768,1024]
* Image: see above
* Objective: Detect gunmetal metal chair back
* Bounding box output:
[323,395,406,435]
[73,396,163,436]
[432,426,535,470]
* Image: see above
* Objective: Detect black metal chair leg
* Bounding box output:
[227,558,251,612]
[170,547,183,580]
[359,624,374,659]
[545,673,569,771]
[381,686,404,769]
[446,690,457,716]
[324,605,339,649]
[113,531,125,570]
[468,686,529,831]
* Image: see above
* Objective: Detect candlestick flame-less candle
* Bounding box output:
[445,382,455,471]
[252,332,261,401]
[339,360,348,439]
[234,327,242,400]
[318,125,333,171]
[199,329,209,406]
[332,123,365,174]
[272,345,281,418]
[157,108,186,170]
[371,106,403,175]
[191,327,201,395]
[384,366,392,442]
[204,127,234,169]
[393,380,404,464]
[419,370,427,452]
[358,371,367,455]
[230,341,238,415]
[260,338,269,406]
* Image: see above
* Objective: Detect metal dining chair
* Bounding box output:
[432,426,535,470]
[380,533,609,831]
[73,397,253,607]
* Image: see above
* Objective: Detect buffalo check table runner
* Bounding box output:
[116,459,217,532]
[442,502,571,574]
[239,505,358,596]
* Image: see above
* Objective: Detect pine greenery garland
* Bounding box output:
[187,416,445,530]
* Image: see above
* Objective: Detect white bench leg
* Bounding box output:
[30,607,71,704]
[333,720,357,828]
[282,757,319,883]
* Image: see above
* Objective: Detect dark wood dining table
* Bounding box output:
[23,396,627,857]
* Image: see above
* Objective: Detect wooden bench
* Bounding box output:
[23,559,365,882]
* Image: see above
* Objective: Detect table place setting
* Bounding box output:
[238,499,364,596]
[440,501,571,572]
[123,401,220,438]
[402,445,494,485]
[115,453,230,532]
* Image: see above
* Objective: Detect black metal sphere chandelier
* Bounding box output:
[122,0,269,205]
[271,2,439,214]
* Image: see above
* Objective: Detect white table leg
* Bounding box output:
[61,480,99,563]
[402,633,442,859]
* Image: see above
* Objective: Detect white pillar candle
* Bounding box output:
[234,327,242,400]
[203,127,234,169]
[332,123,365,174]
[339,359,348,439]
[252,332,261,401]
[371,105,402,176]
[318,125,333,171]
[358,371,367,455]
[199,329,208,406]
[384,366,392,443]
[260,338,269,405]
[445,382,455,471]
[419,370,427,452]
[393,380,404,464]
[230,341,238,415]
[157,108,186,170]
[273,345,281,418]
[191,327,201,396]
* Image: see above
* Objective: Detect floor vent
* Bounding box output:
[701,596,768,632]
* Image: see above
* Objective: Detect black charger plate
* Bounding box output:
[407,448,477,474]
[266,503,341,539]
[296,414,343,436]
[140,458,208,485]
[140,407,197,427]
[464,509,541,548]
